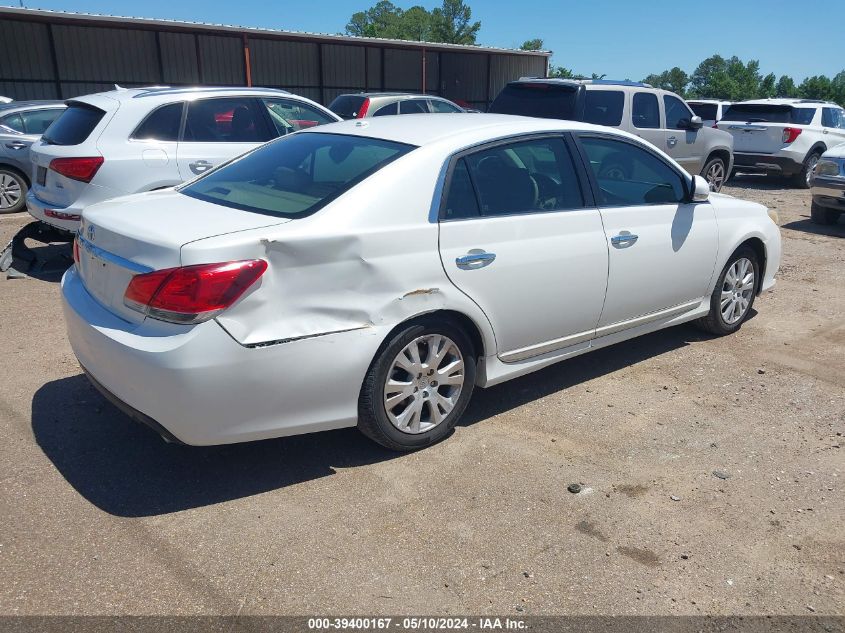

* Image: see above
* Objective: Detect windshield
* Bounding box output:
[721,104,814,125]
[41,103,105,145]
[181,132,414,218]
[689,103,718,121]
[489,83,579,120]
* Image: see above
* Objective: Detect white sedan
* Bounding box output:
[62,114,781,451]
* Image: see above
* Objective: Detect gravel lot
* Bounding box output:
[0,176,842,616]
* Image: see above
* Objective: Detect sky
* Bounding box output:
[4,0,844,82]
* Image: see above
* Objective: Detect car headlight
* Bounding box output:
[815,159,843,178]
[767,208,779,225]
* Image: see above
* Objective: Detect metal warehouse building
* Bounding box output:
[0,7,549,110]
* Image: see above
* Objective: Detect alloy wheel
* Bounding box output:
[720,257,755,325]
[383,334,465,434]
[706,161,725,191]
[0,173,22,210]
[805,155,819,187]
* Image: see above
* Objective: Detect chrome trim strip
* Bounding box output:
[499,329,594,363]
[594,300,701,339]
[76,234,153,274]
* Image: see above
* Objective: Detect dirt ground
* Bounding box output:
[0,175,842,617]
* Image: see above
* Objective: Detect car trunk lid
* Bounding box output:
[719,103,814,154]
[77,189,289,324]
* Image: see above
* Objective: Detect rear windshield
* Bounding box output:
[689,103,718,121]
[41,102,105,145]
[180,132,414,218]
[721,104,814,125]
[583,90,624,126]
[489,83,579,120]
[328,95,368,120]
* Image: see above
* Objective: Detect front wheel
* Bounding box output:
[795,152,821,189]
[695,247,759,336]
[701,156,727,192]
[358,320,476,451]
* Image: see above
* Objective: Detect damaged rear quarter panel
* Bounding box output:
[179,148,496,352]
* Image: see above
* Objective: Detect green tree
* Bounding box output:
[520,38,544,51]
[799,75,833,101]
[345,1,403,38]
[643,66,689,96]
[831,71,845,106]
[430,0,481,45]
[759,72,776,98]
[687,54,762,100]
[548,65,575,79]
[775,75,798,98]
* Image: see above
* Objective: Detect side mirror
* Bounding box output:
[692,175,710,202]
[689,115,703,130]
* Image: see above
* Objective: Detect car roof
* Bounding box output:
[687,99,732,104]
[67,85,296,107]
[305,112,629,148]
[0,100,65,114]
[736,98,840,107]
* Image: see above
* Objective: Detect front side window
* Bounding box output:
[663,95,693,129]
[429,99,461,113]
[583,90,624,127]
[632,93,660,129]
[372,102,398,117]
[132,103,183,141]
[0,113,24,134]
[262,98,336,135]
[579,135,686,206]
[183,98,273,143]
[400,99,428,115]
[181,132,413,218]
[21,109,64,135]
[442,137,584,219]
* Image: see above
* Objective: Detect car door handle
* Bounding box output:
[5,141,28,150]
[667,136,678,147]
[610,233,639,246]
[189,160,213,174]
[456,251,496,268]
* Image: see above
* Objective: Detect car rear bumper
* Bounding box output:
[61,266,376,446]
[810,175,845,210]
[733,152,803,176]
[26,183,121,232]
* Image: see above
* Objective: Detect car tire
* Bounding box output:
[810,200,840,225]
[0,168,27,214]
[701,156,727,192]
[794,151,821,189]
[694,246,759,336]
[358,318,476,451]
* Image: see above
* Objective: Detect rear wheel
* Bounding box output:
[0,168,26,214]
[810,200,840,225]
[701,156,727,192]
[794,152,821,189]
[358,320,476,451]
[695,246,759,336]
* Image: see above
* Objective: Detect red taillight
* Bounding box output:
[782,127,802,144]
[72,238,80,266]
[49,156,104,183]
[356,98,371,119]
[124,259,268,324]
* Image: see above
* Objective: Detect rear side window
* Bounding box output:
[262,98,336,135]
[663,95,693,129]
[132,103,183,141]
[430,99,462,113]
[328,95,368,120]
[372,102,398,117]
[442,159,480,220]
[721,104,815,125]
[689,102,718,121]
[583,90,624,127]
[41,103,105,146]
[0,113,24,133]
[183,98,274,143]
[579,135,685,206]
[21,109,64,134]
[180,132,413,218]
[400,99,428,114]
[632,93,660,129]
[822,107,845,129]
[489,82,579,120]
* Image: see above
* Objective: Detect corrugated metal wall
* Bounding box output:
[0,14,548,108]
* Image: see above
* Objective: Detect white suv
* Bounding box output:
[719,99,845,188]
[27,86,340,232]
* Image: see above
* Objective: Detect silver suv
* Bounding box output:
[0,100,65,213]
[328,93,465,119]
[489,79,734,192]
